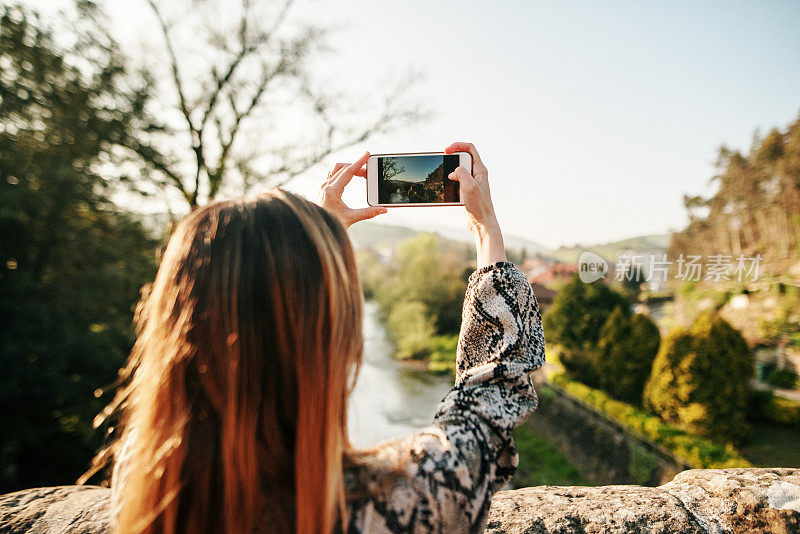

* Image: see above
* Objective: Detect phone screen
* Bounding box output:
[378,154,460,204]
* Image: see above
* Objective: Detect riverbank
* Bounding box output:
[347,303,453,448]
[354,302,591,486]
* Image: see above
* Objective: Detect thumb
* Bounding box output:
[350,206,388,223]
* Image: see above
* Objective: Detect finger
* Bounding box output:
[448,166,477,189]
[353,167,367,178]
[349,205,387,223]
[444,142,484,168]
[323,162,348,189]
[331,151,370,191]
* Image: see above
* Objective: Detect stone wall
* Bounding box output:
[2,469,798,533]
[488,468,800,533]
[528,379,691,486]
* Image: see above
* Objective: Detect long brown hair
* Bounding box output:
[95,189,366,533]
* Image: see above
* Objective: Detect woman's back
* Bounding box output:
[107,142,546,533]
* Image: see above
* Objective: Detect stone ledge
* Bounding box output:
[487,468,800,533]
[1,469,798,533]
[0,485,110,534]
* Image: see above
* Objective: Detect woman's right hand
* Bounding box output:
[444,142,507,268]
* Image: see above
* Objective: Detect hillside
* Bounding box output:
[347,222,420,250]
[348,222,550,254]
[545,234,671,264]
[349,222,668,265]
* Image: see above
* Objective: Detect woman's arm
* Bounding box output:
[352,262,545,532]
[347,144,545,532]
[444,142,506,268]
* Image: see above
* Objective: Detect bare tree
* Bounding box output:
[380,158,406,181]
[136,0,424,209]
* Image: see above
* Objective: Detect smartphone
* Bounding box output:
[366,152,472,207]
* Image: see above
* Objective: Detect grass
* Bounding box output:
[551,374,751,468]
[741,421,800,467]
[511,424,592,488]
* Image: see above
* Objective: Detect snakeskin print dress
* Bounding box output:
[339,261,546,533]
[111,260,545,533]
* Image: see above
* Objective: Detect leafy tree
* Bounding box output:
[358,233,471,367]
[386,301,436,360]
[0,3,158,491]
[595,309,661,404]
[643,313,753,445]
[428,334,460,375]
[391,233,468,334]
[670,112,800,272]
[355,250,385,301]
[543,275,628,385]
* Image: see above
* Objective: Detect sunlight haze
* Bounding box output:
[29,0,800,248]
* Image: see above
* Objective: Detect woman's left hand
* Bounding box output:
[318,151,387,228]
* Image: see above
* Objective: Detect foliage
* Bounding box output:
[359,233,470,370]
[392,234,470,333]
[0,2,166,202]
[386,301,436,360]
[628,444,658,486]
[757,283,800,346]
[0,4,159,491]
[643,313,753,445]
[355,251,385,301]
[670,112,800,272]
[594,309,661,404]
[766,368,799,390]
[749,390,800,428]
[542,276,628,386]
[511,422,591,488]
[768,397,800,427]
[428,334,459,375]
[552,375,750,469]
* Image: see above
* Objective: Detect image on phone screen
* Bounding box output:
[378,154,460,204]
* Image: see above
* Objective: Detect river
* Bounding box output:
[347,302,454,447]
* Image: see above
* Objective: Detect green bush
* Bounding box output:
[766,368,799,390]
[762,397,800,427]
[386,301,437,360]
[543,276,628,386]
[628,444,658,485]
[359,233,470,365]
[392,234,468,333]
[643,313,753,445]
[428,334,459,375]
[749,390,800,428]
[595,309,660,404]
[552,374,750,468]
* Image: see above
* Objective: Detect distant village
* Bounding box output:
[355,233,800,392]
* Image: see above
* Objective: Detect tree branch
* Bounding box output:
[147,0,196,135]
[208,61,283,199]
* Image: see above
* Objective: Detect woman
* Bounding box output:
[104,142,545,533]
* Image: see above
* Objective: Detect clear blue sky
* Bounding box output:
[383,156,443,183]
[31,0,800,248]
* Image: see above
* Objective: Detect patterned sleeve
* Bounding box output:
[346,261,545,533]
